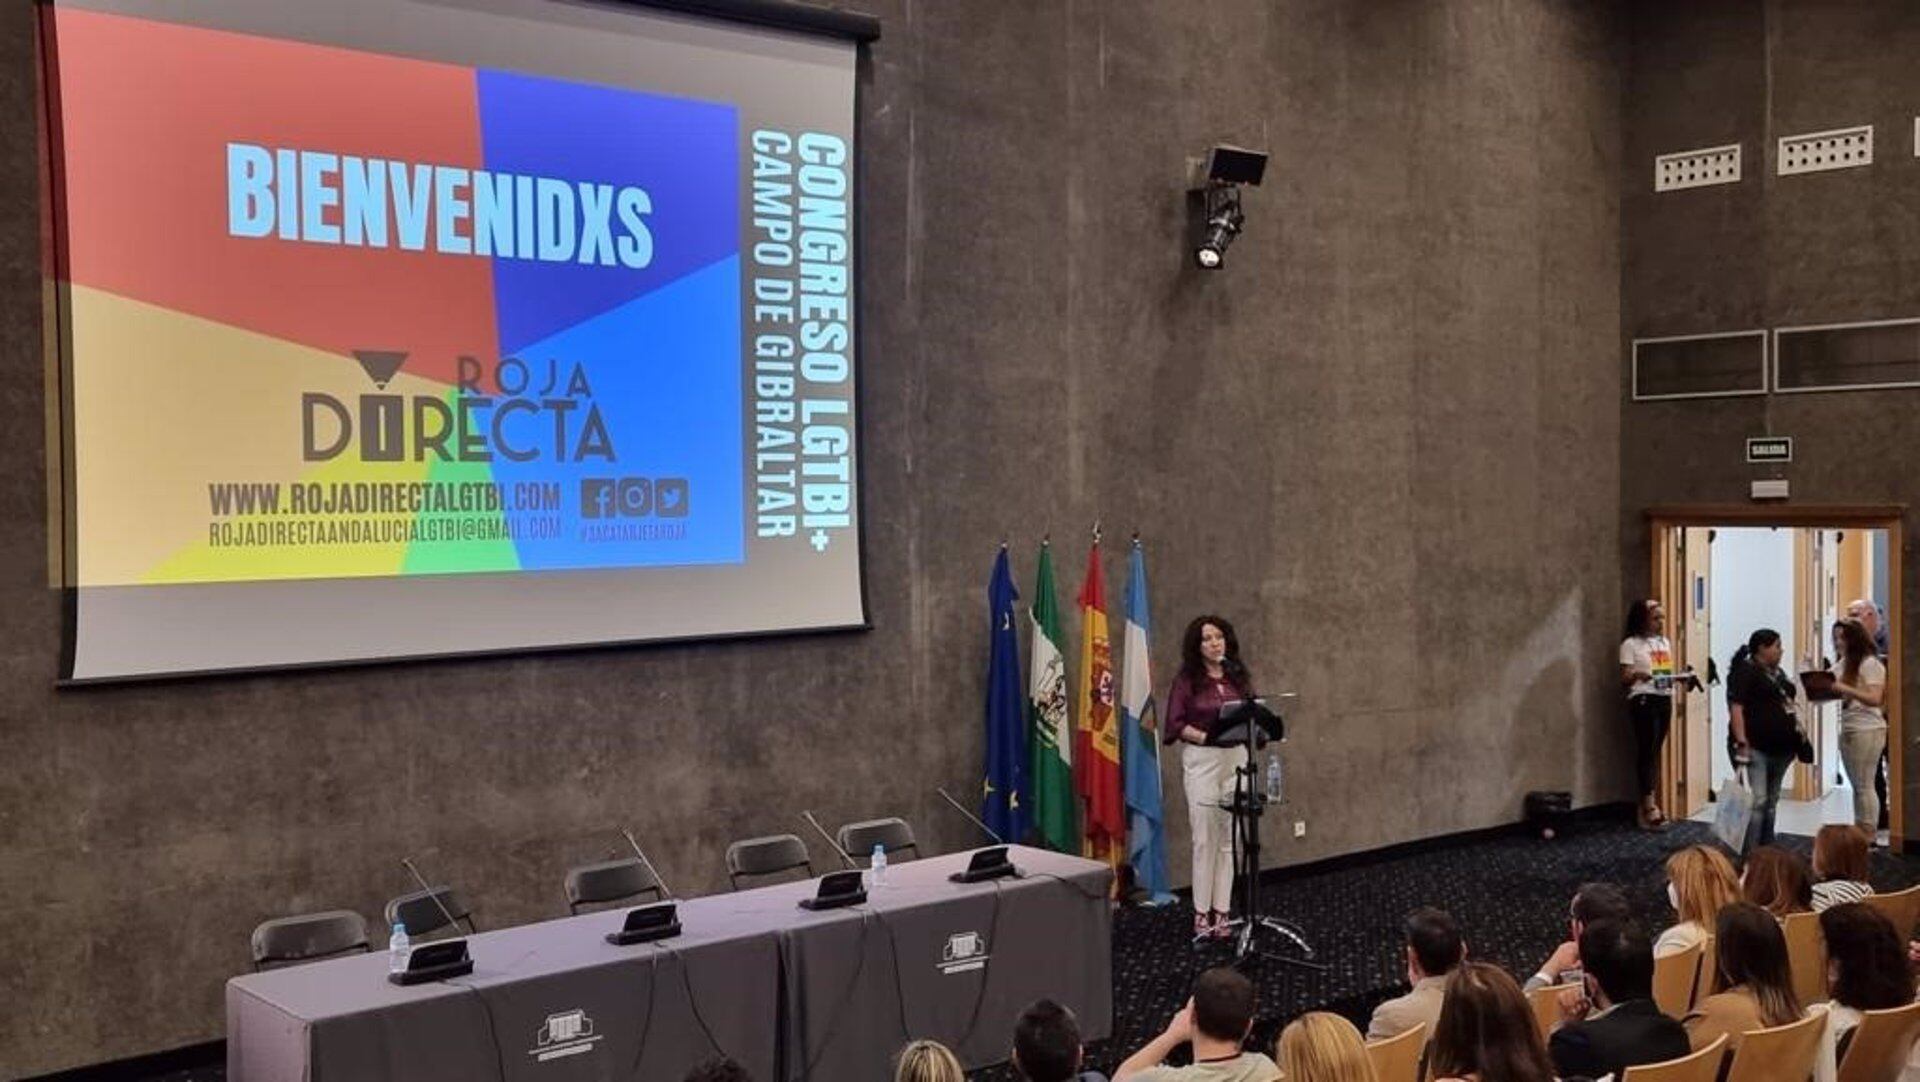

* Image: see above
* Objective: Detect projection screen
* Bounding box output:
[44,0,867,681]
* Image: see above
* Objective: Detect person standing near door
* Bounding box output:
[1830,618,1887,836]
[1728,629,1799,851]
[1621,600,1677,830]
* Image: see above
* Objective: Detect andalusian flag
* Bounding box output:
[1121,541,1174,903]
[1075,540,1125,865]
[1028,543,1077,852]
[981,547,1029,842]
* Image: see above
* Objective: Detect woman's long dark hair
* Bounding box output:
[1625,599,1658,638]
[1715,901,1802,1027]
[1820,903,1916,1011]
[1429,963,1558,1082]
[1835,617,1875,685]
[1179,614,1252,697]
[1730,627,1782,675]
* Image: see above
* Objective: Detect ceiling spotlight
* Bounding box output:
[1194,187,1243,270]
[1188,144,1268,271]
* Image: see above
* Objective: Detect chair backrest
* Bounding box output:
[1524,982,1563,1042]
[1654,939,1706,1017]
[1862,885,1920,940]
[1364,1021,1426,1082]
[1722,1009,1828,1082]
[1836,1000,1920,1082]
[1782,911,1829,1005]
[250,910,370,970]
[836,818,919,864]
[725,834,813,889]
[1622,1034,1729,1082]
[564,858,663,914]
[383,887,474,938]
[1693,933,1721,1007]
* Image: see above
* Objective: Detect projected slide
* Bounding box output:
[47,1,864,679]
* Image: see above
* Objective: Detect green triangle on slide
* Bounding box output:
[401,390,522,576]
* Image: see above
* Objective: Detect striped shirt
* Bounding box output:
[1811,879,1872,912]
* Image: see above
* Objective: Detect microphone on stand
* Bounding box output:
[621,828,675,899]
[399,857,467,935]
[800,810,859,869]
[935,787,1005,845]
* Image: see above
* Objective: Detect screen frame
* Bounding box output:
[39,0,878,685]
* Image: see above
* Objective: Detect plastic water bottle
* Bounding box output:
[870,843,888,888]
[388,921,410,974]
[1265,751,1283,804]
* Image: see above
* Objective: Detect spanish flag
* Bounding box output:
[1075,540,1125,867]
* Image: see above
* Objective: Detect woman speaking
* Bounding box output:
[1163,614,1255,941]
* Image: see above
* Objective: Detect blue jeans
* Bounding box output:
[1744,748,1792,852]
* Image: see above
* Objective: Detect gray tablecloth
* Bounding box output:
[225,845,1110,1082]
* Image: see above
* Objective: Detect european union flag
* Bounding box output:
[983,546,1030,842]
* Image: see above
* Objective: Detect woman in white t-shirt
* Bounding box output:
[1830,618,1888,835]
[1621,599,1679,830]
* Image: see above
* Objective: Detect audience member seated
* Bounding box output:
[1657,845,1741,958]
[683,1059,755,1082]
[1811,825,1874,912]
[895,1039,966,1082]
[1526,882,1633,992]
[1015,998,1108,1082]
[1429,962,1559,1082]
[1741,845,1814,919]
[1546,919,1691,1080]
[1276,1012,1378,1082]
[1115,967,1280,1082]
[1817,903,1915,1059]
[1683,901,1810,1055]
[1369,907,1465,1041]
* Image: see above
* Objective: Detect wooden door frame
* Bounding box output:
[1647,505,1905,851]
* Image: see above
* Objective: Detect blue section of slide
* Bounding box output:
[489,255,743,570]
[476,69,740,354]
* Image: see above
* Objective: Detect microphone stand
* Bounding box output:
[399,858,470,937]
[935,787,1006,845]
[1212,699,1325,972]
[621,829,675,899]
[800,810,860,869]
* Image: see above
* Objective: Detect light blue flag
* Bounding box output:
[1120,541,1173,903]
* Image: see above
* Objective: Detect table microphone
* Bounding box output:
[799,810,859,869]
[934,787,1005,844]
[621,828,675,899]
[399,857,466,934]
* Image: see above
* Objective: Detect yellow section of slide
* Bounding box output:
[68,286,451,586]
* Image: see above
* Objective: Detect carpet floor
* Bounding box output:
[65,818,1920,1082]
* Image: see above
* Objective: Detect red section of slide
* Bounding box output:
[50,9,497,385]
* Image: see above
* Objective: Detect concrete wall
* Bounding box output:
[0,1,1626,1073]
[1619,0,1920,835]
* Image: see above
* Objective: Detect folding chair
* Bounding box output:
[725,834,813,890]
[1722,1010,1827,1082]
[564,858,665,915]
[1364,1022,1425,1082]
[836,817,920,865]
[384,887,476,939]
[250,910,370,971]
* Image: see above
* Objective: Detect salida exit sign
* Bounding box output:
[1746,436,1792,463]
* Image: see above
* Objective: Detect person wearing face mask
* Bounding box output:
[1656,845,1740,959]
[1727,628,1800,852]
[1548,919,1691,1081]
[1164,615,1258,942]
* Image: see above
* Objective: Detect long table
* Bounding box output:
[225,845,1111,1082]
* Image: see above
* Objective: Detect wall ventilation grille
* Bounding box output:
[1778,125,1873,175]
[1654,144,1741,192]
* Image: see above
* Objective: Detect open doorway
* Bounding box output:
[1650,507,1904,849]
